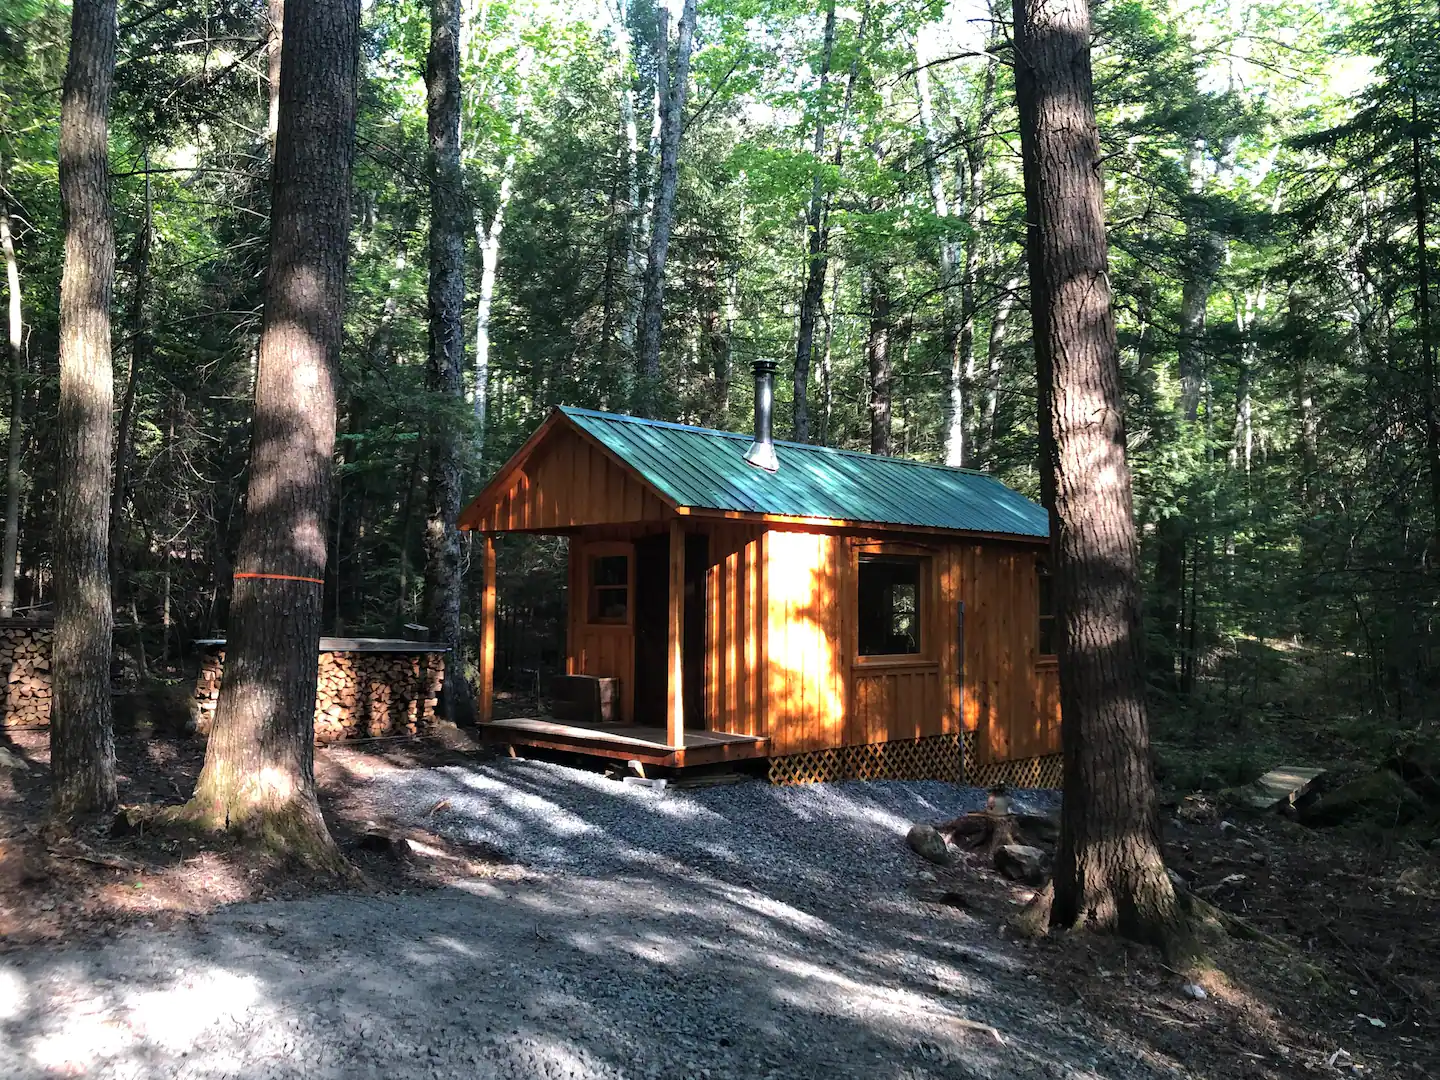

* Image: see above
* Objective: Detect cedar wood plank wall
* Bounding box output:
[467,424,1058,762]
[464,428,672,532]
[555,520,1062,762]
[753,526,1061,762]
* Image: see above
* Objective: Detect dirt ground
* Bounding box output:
[1,728,1437,1079]
[0,726,522,949]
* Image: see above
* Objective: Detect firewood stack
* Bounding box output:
[194,648,445,744]
[0,623,54,727]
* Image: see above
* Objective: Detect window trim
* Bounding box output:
[1036,556,1057,660]
[584,541,634,628]
[851,542,934,665]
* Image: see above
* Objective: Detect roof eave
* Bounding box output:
[673,505,1050,543]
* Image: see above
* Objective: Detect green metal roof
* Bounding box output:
[559,407,1050,540]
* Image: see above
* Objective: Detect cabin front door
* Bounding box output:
[631,533,670,726]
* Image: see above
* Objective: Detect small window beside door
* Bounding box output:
[1037,558,1057,658]
[588,553,629,624]
[858,555,924,657]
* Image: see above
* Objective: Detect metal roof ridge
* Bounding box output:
[557,405,1000,478]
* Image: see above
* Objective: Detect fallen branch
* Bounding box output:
[49,846,143,872]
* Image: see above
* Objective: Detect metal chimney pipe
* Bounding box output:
[743,360,779,472]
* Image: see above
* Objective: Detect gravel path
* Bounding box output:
[0,761,1176,1080]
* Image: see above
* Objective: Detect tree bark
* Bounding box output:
[634,0,697,416]
[915,32,962,465]
[792,0,837,443]
[0,182,23,618]
[866,268,892,455]
[1412,88,1440,553]
[474,149,513,468]
[818,258,842,444]
[979,267,1023,468]
[52,0,118,819]
[266,0,283,156]
[111,155,151,566]
[1154,140,1228,687]
[616,0,647,365]
[184,0,360,863]
[1011,0,1183,951]
[423,0,476,727]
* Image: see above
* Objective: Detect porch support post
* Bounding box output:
[666,518,685,749]
[479,532,496,723]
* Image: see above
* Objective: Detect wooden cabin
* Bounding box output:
[459,377,1062,787]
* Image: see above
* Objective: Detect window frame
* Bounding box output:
[1036,556,1058,661]
[851,541,936,668]
[584,542,634,627]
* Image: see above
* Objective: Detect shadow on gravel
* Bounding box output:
[0,760,1160,1080]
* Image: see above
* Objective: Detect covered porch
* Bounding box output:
[479,717,767,768]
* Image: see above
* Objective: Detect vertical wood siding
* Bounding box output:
[949,542,1063,763]
[762,530,847,756]
[466,427,672,532]
[545,519,1060,762]
[702,522,767,737]
[736,527,1061,764]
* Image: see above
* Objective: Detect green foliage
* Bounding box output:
[0,0,1431,723]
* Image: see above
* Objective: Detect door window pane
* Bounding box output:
[589,554,629,623]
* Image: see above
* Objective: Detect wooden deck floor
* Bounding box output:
[482,717,767,768]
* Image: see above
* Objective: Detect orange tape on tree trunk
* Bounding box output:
[233,571,325,585]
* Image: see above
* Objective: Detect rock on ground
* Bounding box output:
[0,760,1175,1080]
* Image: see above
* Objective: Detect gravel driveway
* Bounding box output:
[0,760,1175,1080]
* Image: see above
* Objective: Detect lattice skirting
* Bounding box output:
[767,730,1062,789]
[768,734,962,785]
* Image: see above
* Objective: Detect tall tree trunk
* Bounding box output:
[818,258,842,444]
[1011,0,1182,951]
[599,143,623,365]
[1153,144,1220,692]
[1291,288,1319,509]
[1412,89,1440,552]
[634,0,697,416]
[111,155,151,566]
[979,266,1023,468]
[915,32,962,465]
[424,0,476,727]
[956,63,996,465]
[266,0,283,155]
[52,0,118,819]
[0,183,23,618]
[616,0,647,364]
[474,149,514,467]
[866,268,892,455]
[1230,289,1263,473]
[184,0,360,862]
[792,0,837,443]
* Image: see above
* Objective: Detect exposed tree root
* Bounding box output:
[154,794,352,877]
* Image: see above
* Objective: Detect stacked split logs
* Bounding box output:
[0,622,54,727]
[194,648,444,744]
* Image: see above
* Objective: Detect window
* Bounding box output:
[588,553,629,624]
[1037,559,1057,657]
[858,555,923,657]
